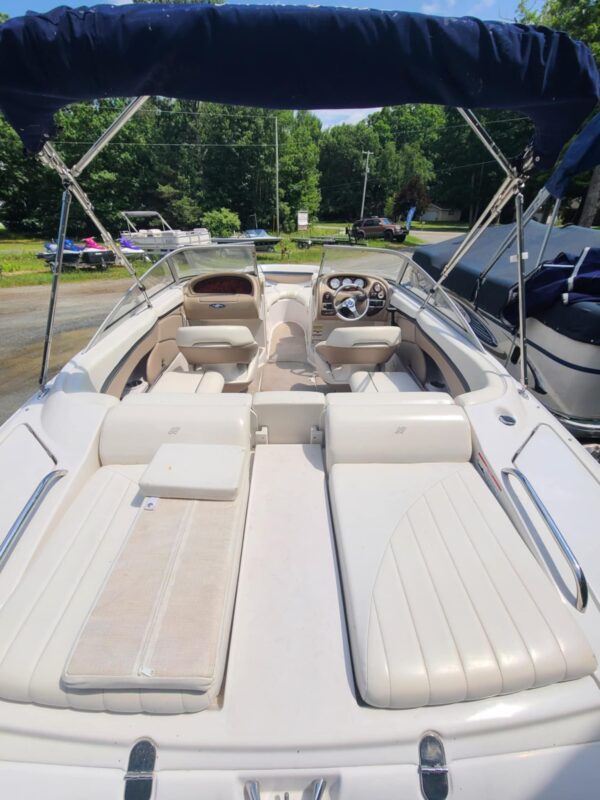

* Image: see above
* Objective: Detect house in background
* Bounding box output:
[421,203,461,222]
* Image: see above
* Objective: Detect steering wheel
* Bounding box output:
[333,282,369,321]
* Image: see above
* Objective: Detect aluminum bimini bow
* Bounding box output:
[0,4,597,387]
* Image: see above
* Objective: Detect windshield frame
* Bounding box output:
[85,244,259,351]
[319,245,484,351]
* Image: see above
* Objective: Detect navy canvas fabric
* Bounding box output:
[414,225,600,343]
[546,112,600,198]
[0,4,598,164]
[503,249,600,328]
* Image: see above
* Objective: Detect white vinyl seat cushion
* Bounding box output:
[100,393,252,465]
[330,461,597,709]
[140,443,246,500]
[325,402,472,470]
[350,370,421,393]
[152,369,225,394]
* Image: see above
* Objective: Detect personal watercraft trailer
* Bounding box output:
[0,5,599,799]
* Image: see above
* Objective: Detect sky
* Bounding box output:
[1,0,523,126]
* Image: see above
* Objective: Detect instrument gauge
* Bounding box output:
[342,277,353,287]
[373,282,382,292]
[355,278,365,289]
[330,277,341,290]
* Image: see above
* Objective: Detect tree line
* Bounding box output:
[0,0,597,237]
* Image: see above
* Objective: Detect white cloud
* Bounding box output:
[314,108,381,128]
[421,2,441,13]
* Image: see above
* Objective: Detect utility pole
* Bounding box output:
[360,150,372,219]
[274,116,280,233]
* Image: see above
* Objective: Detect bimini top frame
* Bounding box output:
[0,4,597,387]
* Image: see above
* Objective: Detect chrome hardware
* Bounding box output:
[419,733,448,800]
[312,778,327,799]
[499,415,516,426]
[1,469,67,570]
[244,781,261,800]
[124,739,156,800]
[502,467,588,611]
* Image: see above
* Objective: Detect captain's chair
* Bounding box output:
[314,326,401,384]
[177,325,259,389]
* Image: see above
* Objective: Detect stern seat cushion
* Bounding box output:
[326,399,597,709]
[330,461,597,709]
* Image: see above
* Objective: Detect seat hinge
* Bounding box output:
[124,739,156,800]
[419,732,449,800]
[244,778,327,799]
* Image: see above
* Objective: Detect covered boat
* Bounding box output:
[414,223,600,434]
[0,5,600,799]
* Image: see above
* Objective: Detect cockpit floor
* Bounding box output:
[258,322,348,393]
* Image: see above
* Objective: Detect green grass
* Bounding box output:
[0,228,423,288]
[411,221,468,231]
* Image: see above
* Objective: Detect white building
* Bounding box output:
[421,203,461,222]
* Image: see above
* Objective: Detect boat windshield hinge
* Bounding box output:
[124,739,156,800]
[419,732,449,800]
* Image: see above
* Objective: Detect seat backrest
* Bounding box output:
[177,325,258,366]
[99,393,252,465]
[325,395,472,470]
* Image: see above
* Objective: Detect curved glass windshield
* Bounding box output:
[163,244,257,280]
[319,245,410,283]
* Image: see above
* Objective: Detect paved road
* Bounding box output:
[0,229,461,426]
[0,279,130,424]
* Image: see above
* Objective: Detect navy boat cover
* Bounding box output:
[413,223,600,344]
[545,112,600,199]
[0,4,598,164]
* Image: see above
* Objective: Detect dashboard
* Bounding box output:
[188,274,254,295]
[317,274,389,319]
[183,272,260,322]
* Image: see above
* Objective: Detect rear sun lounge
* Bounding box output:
[325,395,596,708]
[0,394,251,714]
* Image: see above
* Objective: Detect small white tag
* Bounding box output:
[142,496,159,511]
[139,666,155,677]
[510,252,528,263]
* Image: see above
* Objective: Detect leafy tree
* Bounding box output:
[202,207,241,237]
[278,111,321,231]
[0,13,9,23]
[392,176,430,219]
[517,0,600,225]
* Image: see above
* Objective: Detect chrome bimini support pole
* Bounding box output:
[39,188,72,386]
[430,108,534,391]
[36,97,152,388]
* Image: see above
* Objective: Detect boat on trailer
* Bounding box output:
[0,5,599,799]
[413,113,600,439]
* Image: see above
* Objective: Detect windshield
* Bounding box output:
[319,245,411,284]
[163,244,257,280]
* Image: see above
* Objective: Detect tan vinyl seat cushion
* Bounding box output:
[177,325,258,366]
[316,326,401,366]
[152,369,225,394]
[329,460,597,709]
[350,370,421,393]
[140,443,246,500]
[63,469,248,695]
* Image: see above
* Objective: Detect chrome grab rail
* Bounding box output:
[502,467,588,611]
[1,470,67,569]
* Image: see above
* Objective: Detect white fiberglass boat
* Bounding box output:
[121,210,211,255]
[0,5,599,799]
